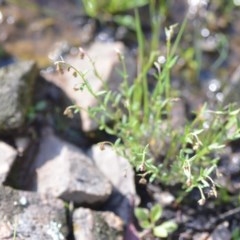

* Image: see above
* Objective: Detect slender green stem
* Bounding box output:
[55,61,98,98]
[134,8,145,75]
[149,0,162,52]
[170,16,188,58]
[133,8,145,110]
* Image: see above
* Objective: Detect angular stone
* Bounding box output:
[0,60,37,132]
[223,65,240,104]
[88,145,138,223]
[31,129,112,204]
[42,41,136,131]
[0,185,68,240]
[1,0,94,67]
[210,222,231,240]
[0,141,17,184]
[193,232,210,240]
[4,137,39,190]
[73,207,124,240]
[88,145,136,196]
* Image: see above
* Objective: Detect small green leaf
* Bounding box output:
[114,15,136,30]
[139,220,152,229]
[134,207,149,221]
[208,143,225,150]
[192,129,204,135]
[114,138,121,147]
[35,101,47,111]
[153,221,178,237]
[229,109,240,115]
[199,179,210,187]
[105,126,116,135]
[168,55,178,68]
[203,165,216,177]
[183,148,194,154]
[153,225,168,238]
[160,220,178,233]
[96,90,107,96]
[150,204,162,223]
[149,173,157,183]
[104,91,112,106]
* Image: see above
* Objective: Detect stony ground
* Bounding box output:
[1,0,240,240]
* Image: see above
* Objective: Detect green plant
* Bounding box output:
[134,204,177,238]
[27,100,47,122]
[232,228,240,240]
[81,0,148,17]
[55,2,240,204]
[81,0,167,32]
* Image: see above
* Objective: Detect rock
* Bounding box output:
[210,222,231,240]
[4,136,39,190]
[147,184,175,207]
[186,213,215,231]
[193,232,210,240]
[87,145,138,223]
[217,147,240,193]
[88,145,136,198]
[0,60,37,132]
[1,0,95,67]
[73,207,124,240]
[223,64,240,104]
[171,98,186,129]
[0,185,68,240]
[0,141,17,184]
[42,41,136,131]
[30,129,112,204]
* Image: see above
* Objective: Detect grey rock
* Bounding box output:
[217,147,240,193]
[170,98,186,129]
[0,61,37,132]
[88,145,136,198]
[42,41,136,131]
[0,141,17,184]
[88,145,138,223]
[223,64,240,104]
[31,129,112,204]
[4,137,38,190]
[0,185,68,240]
[147,186,175,207]
[73,207,124,240]
[211,221,231,240]
[193,232,210,240]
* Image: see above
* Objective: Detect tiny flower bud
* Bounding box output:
[139,177,147,185]
[212,186,217,198]
[73,71,77,78]
[63,107,74,118]
[198,198,206,206]
[165,23,178,42]
[186,178,192,187]
[193,142,200,151]
[158,56,166,64]
[115,48,124,61]
[99,142,105,151]
[79,47,85,59]
[56,63,64,74]
[154,61,161,73]
[73,84,80,91]
[139,163,145,172]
